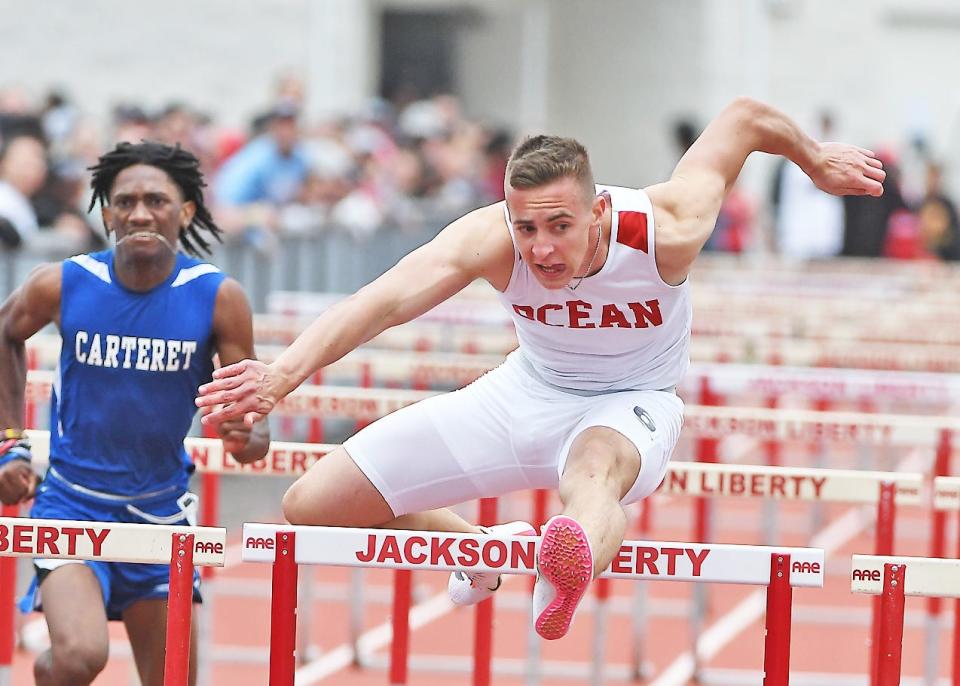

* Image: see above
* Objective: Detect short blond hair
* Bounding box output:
[506,135,595,204]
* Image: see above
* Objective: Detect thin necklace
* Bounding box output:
[568,223,602,291]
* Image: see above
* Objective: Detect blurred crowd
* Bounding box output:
[698,112,960,262]
[0,74,514,257]
[1,81,957,264]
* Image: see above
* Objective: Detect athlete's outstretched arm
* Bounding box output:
[196,203,512,426]
[647,97,885,284]
[0,263,60,504]
[209,277,271,463]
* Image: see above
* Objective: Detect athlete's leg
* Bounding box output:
[123,599,198,686]
[285,359,549,545]
[558,426,640,575]
[281,447,482,534]
[33,565,109,686]
[535,391,681,639]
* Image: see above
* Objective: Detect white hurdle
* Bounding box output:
[851,554,960,686]
[0,516,226,686]
[242,524,823,686]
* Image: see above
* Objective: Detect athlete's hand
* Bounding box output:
[196,359,279,428]
[0,459,38,506]
[218,419,255,457]
[807,143,885,197]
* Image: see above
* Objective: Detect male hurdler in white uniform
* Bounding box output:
[197,97,884,639]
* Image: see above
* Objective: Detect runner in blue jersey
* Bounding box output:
[0,141,270,686]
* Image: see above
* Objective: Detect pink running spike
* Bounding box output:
[535,515,593,640]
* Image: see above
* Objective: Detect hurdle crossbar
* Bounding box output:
[243,525,824,586]
[681,363,960,406]
[22,430,938,484]
[29,366,960,424]
[0,516,226,565]
[662,463,922,504]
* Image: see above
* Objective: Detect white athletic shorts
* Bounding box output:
[343,351,684,517]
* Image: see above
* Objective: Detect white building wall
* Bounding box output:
[3,0,960,192]
[0,0,316,127]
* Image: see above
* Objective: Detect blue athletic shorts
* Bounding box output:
[19,471,203,621]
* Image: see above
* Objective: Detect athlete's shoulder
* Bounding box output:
[596,184,655,255]
[64,249,113,284]
[451,201,507,232]
[596,184,652,210]
[169,253,223,288]
[426,202,512,287]
[436,202,509,251]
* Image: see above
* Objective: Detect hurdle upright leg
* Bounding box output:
[0,505,16,686]
[926,430,952,686]
[762,553,793,686]
[473,497,498,686]
[691,382,719,681]
[631,499,653,681]
[164,533,196,686]
[875,564,906,686]
[526,489,549,686]
[869,481,896,686]
[389,569,412,685]
[270,531,299,686]
[196,433,220,686]
[955,505,960,686]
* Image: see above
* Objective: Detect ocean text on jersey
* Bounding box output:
[511,299,663,329]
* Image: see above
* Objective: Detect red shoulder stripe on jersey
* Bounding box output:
[616,211,649,253]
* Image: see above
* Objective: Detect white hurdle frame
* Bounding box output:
[242,525,824,686]
[852,554,960,686]
[0,516,225,686]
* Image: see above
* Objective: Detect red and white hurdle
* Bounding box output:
[241,524,824,686]
[0,516,225,686]
[852,554,960,686]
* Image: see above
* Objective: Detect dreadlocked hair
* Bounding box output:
[88,141,223,257]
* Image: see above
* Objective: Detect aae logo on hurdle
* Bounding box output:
[851,568,882,582]
[245,537,276,551]
[0,517,227,566]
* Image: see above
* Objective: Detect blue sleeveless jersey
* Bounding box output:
[50,249,225,497]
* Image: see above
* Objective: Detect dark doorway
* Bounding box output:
[379,9,471,106]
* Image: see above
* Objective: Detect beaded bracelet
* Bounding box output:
[0,437,31,468]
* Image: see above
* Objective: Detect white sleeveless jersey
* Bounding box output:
[497,184,691,392]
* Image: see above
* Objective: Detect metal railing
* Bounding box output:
[0,222,446,311]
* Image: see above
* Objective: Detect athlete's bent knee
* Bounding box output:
[281,481,314,525]
[564,428,640,494]
[48,640,108,685]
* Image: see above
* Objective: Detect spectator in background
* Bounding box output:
[0,134,46,249]
[706,185,754,253]
[40,90,78,158]
[111,104,153,146]
[216,101,307,207]
[843,149,908,257]
[153,103,195,148]
[773,111,845,259]
[479,128,514,204]
[0,132,104,254]
[273,70,306,111]
[214,102,308,240]
[916,162,960,260]
[153,103,220,179]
